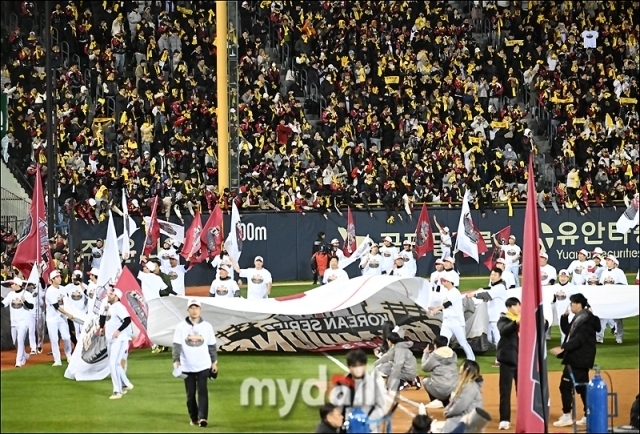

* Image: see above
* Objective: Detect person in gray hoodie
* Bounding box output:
[421,335,459,409]
[442,360,484,433]
[373,332,419,392]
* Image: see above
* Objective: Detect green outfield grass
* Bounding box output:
[1,277,638,433]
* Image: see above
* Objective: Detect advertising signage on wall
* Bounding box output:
[76,207,639,285]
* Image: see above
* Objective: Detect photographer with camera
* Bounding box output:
[421,336,459,409]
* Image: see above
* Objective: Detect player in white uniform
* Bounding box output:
[379,237,399,275]
[567,249,594,285]
[495,259,517,288]
[45,270,74,366]
[429,259,446,309]
[25,267,44,354]
[500,235,521,286]
[137,261,169,303]
[162,253,187,296]
[389,254,414,277]
[329,239,345,264]
[598,255,627,344]
[158,238,179,270]
[233,256,273,299]
[323,257,350,284]
[99,288,133,399]
[91,238,104,270]
[399,241,418,277]
[433,216,452,259]
[359,244,383,276]
[550,270,575,343]
[588,252,605,280]
[208,264,241,298]
[469,267,508,366]
[65,270,88,338]
[540,252,557,285]
[2,278,35,367]
[428,271,475,361]
[208,251,236,281]
[85,268,100,314]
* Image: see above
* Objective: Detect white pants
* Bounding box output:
[597,319,616,339]
[441,322,475,361]
[108,340,131,394]
[507,264,520,286]
[441,247,451,260]
[28,314,38,350]
[488,321,500,347]
[11,325,28,366]
[46,319,72,363]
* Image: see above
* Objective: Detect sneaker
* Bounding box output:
[52,362,62,366]
[425,399,444,409]
[37,347,43,354]
[109,393,122,400]
[151,346,162,354]
[611,326,616,335]
[553,413,574,427]
[492,361,501,367]
[399,381,411,391]
[616,337,623,344]
[123,384,134,391]
[414,376,422,390]
[498,421,510,430]
[576,417,586,426]
[30,349,37,355]
[199,419,208,427]
[596,337,604,343]
[15,364,22,368]
[190,421,198,426]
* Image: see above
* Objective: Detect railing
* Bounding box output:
[0,215,25,237]
[0,187,31,234]
[6,160,33,195]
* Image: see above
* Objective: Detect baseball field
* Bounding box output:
[1,276,638,433]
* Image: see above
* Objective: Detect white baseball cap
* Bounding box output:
[111,288,123,300]
[49,270,61,280]
[509,235,516,240]
[592,247,604,255]
[496,258,507,265]
[219,264,231,272]
[442,226,449,233]
[403,240,411,245]
[578,249,589,256]
[605,255,619,265]
[6,277,25,286]
[383,236,392,242]
[443,256,455,264]
[540,252,548,259]
[440,271,459,286]
[188,299,201,308]
[394,254,404,260]
[145,261,156,272]
[73,270,83,277]
[89,267,100,276]
[435,258,444,265]
[558,269,569,276]
[254,256,264,262]
[331,239,340,245]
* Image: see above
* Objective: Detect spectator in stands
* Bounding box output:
[2,0,638,224]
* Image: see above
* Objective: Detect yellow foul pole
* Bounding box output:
[216,1,229,192]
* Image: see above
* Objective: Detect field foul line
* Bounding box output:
[322,354,418,418]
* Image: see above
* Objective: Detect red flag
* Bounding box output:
[12,165,51,284]
[516,156,550,433]
[201,205,224,259]
[414,204,434,258]
[181,207,205,268]
[113,266,151,349]
[484,225,511,270]
[342,206,357,257]
[142,196,160,257]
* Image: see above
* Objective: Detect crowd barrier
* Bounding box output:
[75,208,639,285]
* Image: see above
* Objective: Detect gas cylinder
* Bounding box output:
[346,407,371,434]
[586,366,608,434]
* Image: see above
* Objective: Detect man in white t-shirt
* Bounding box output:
[330,239,345,264]
[162,253,187,296]
[99,288,133,399]
[429,259,446,308]
[399,241,418,277]
[85,268,100,314]
[233,256,272,299]
[158,238,178,270]
[208,264,241,298]
[137,261,169,303]
[495,259,517,289]
[208,251,236,281]
[359,244,382,276]
[540,252,557,286]
[501,235,521,287]
[581,29,598,49]
[434,216,452,259]
[599,255,627,344]
[45,270,74,366]
[91,238,104,269]
[323,257,350,284]
[428,271,475,361]
[390,254,414,277]
[65,270,88,338]
[2,278,35,367]
[550,270,575,343]
[469,267,508,365]
[379,237,398,274]
[172,299,218,427]
[567,249,594,285]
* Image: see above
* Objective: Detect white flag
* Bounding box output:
[615,194,639,234]
[224,202,243,262]
[455,190,485,263]
[121,189,131,260]
[339,235,372,269]
[143,217,185,244]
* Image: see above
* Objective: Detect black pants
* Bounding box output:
[499,364,518,422]
[67,318,77,346]
[560,365,589,415]
[184,369,210,422]
[427,389,450,407]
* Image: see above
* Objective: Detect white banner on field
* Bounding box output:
[339,235,372,269]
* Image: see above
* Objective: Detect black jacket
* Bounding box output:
[496,313,519,366]
[315,421,339,433]
[559,309,601,369]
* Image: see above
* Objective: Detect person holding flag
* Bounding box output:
[2,277,35,367]
[500,235,521,287]
[433,216,452,260]
[162,253,187,296]
[26,264,44,355]
[359,243,383,276]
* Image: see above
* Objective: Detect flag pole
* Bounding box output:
[44,0,56,236]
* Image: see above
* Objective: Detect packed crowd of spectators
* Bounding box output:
[1,0,638,226]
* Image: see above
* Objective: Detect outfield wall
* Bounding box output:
[74,207,639,285]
